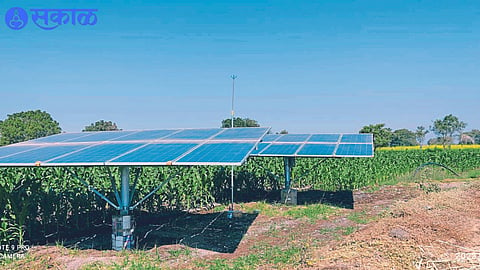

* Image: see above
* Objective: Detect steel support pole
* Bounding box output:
[120,166,130,215]
[283,157,294,189]
[229,74,237,218]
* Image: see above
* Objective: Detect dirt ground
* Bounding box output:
[3,179,480,270]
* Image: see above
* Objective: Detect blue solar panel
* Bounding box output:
[297,144,337,156]
[0,127,273,166]
[0,145,42,158]
[260,144,301,156]
[49,144,144,163]
[213,128,268,140]
[110,130,179,141]
[250,133,373,157]
[0,145,90,163]
[67,131,136,142]
[276,134,310,142]
[336,144,373,156]
[250,143,270,155]
[32,133,89,143]
[111,143,197,163]
[308,134,340,142]
[261,134,281,142]
[340,134,371,143]
[166,129,220,140]
[177,143,255,164]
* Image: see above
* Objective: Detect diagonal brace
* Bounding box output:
[107,167,122,207]
[65,168,120,210]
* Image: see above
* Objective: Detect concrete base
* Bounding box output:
[281,188,298,205]
[112,215,134,250]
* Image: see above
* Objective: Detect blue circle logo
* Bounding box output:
[5,7,28,30]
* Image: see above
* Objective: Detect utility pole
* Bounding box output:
[230,75,237,128]
[229,74,237,218]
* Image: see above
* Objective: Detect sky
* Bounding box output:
[0,0,479,134]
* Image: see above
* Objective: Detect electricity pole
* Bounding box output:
[229,74,237,218]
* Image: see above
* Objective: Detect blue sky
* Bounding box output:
[1,0,479,134]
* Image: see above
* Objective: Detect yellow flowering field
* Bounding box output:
[378,144,480,151]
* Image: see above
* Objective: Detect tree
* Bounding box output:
[0,110,61,145]
[430,114,466,149]
[463,129,480,144]
[221,117,260,128]
[459,134,475,144]
[415,126,429,149]
[83,120,120,132]
[428,137,453,145]
[359,123,392,148]
[278,129,288,134]
[390,129,417,147]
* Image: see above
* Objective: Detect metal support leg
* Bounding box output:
[66,168,119,210]
[120,166,130,215]
[282,157,297,205]
[228,166,234,219]
[283,157,294,189]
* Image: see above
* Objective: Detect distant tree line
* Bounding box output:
[221,117,260,128]
[0,111,476,151]
[0,110,120,146]
[360,114,474,149]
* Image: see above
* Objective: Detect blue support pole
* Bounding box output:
[120,166,130,215]
[283,157,294,189]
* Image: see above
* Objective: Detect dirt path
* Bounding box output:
[312,181,480,269]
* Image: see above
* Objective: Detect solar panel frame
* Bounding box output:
[251,133,373,158]
[0,127,271,167]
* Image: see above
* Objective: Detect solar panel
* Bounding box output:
[340,134,371,143]
[308,134,340,142]
[276,134,310,142]
[260,134,281,142]
[336,143,373,157]
[32,133,92,143]
[48,143,145,164]
[250,143,270,155]
[110,143,197,164]
[65,131,136,142]
[176,142,256,165]
[251,133,373,157]
[0,127,270,167]
[0,145,43,158]
[0,145,89,164]
[259,144,301,156]
[165,129,220,140]
[297,144,337,156]
[110,130,178,141]
[213,127,269,140]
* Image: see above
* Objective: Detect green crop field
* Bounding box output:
[1,148,479,248]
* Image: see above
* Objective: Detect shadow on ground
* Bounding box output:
[42,211,258,253]
[264,189,354,209]
[135,211,258,253]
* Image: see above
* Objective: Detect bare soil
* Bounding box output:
[3,179,480,270]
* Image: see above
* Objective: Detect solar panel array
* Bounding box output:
[250,133,374,157]
[0,128,270,167]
